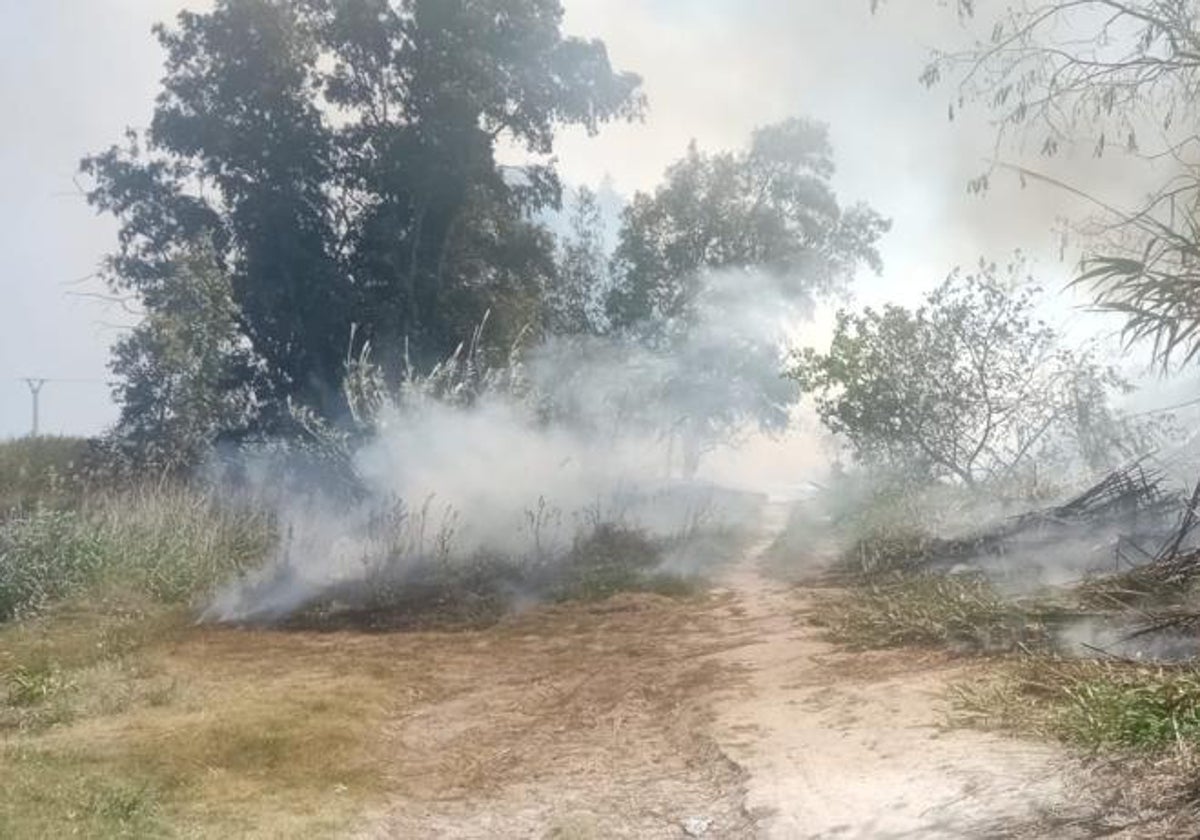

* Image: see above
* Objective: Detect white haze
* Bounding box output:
[204,269,824,622]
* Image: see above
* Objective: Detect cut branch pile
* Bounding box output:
[916,461,1175,573]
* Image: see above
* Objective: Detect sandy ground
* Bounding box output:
[708,504,1082,839]
[356,503,1088,839]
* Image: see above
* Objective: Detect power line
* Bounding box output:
[8,376,111,385]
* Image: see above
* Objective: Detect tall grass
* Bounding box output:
[0,490,273,621]
[0,436,93,512]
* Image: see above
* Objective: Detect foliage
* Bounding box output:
[906,0,1200,369]
[108,241,258,473]
[593,119,891,474]
[606,118,888,330]
[83,0,643,424]
[543,187,611,336]
[789,258,1154,487]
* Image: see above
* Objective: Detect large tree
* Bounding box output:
[84,0,643,426]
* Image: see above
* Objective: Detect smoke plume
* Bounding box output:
[203,269,817,622]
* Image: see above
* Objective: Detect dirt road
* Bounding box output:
[358,502,1081,839]
[708,504,1079,839]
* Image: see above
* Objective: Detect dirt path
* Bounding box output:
[708,503,1080,839]
[357,502,1083,839]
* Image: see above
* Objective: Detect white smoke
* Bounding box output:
[203,269,826,622]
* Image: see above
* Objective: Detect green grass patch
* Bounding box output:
[0,746,172,839]
[956,658,1200,751]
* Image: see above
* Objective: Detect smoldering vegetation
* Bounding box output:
[803,459,1200,661]
[0,269,799,631]
[788,443,1200,832]
[194,269,797,627]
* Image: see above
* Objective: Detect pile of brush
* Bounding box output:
[914,461,1178,575]
[1075,478,1200,647]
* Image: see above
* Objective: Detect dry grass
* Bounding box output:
[0,558,721,837]
[0,600,407,838]
[809,573,1046,653]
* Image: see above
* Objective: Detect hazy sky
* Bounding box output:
[0,0,1144,439]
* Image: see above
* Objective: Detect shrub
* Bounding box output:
[555,523,665,601]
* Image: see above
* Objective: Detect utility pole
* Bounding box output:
[22,378,46,437]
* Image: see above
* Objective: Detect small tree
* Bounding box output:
[601,119,889,475]
[109,242,258,473]
[543,187,610,335]
[790,258,1152,490]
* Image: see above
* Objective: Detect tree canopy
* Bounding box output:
[605,118,889,333]
[87,3,895,475]
[84,0,643,425]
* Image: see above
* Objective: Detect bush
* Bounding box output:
[555,523,665,601]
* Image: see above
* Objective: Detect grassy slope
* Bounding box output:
[0,436,92,511]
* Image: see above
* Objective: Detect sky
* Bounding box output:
[0,0,1163,440]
